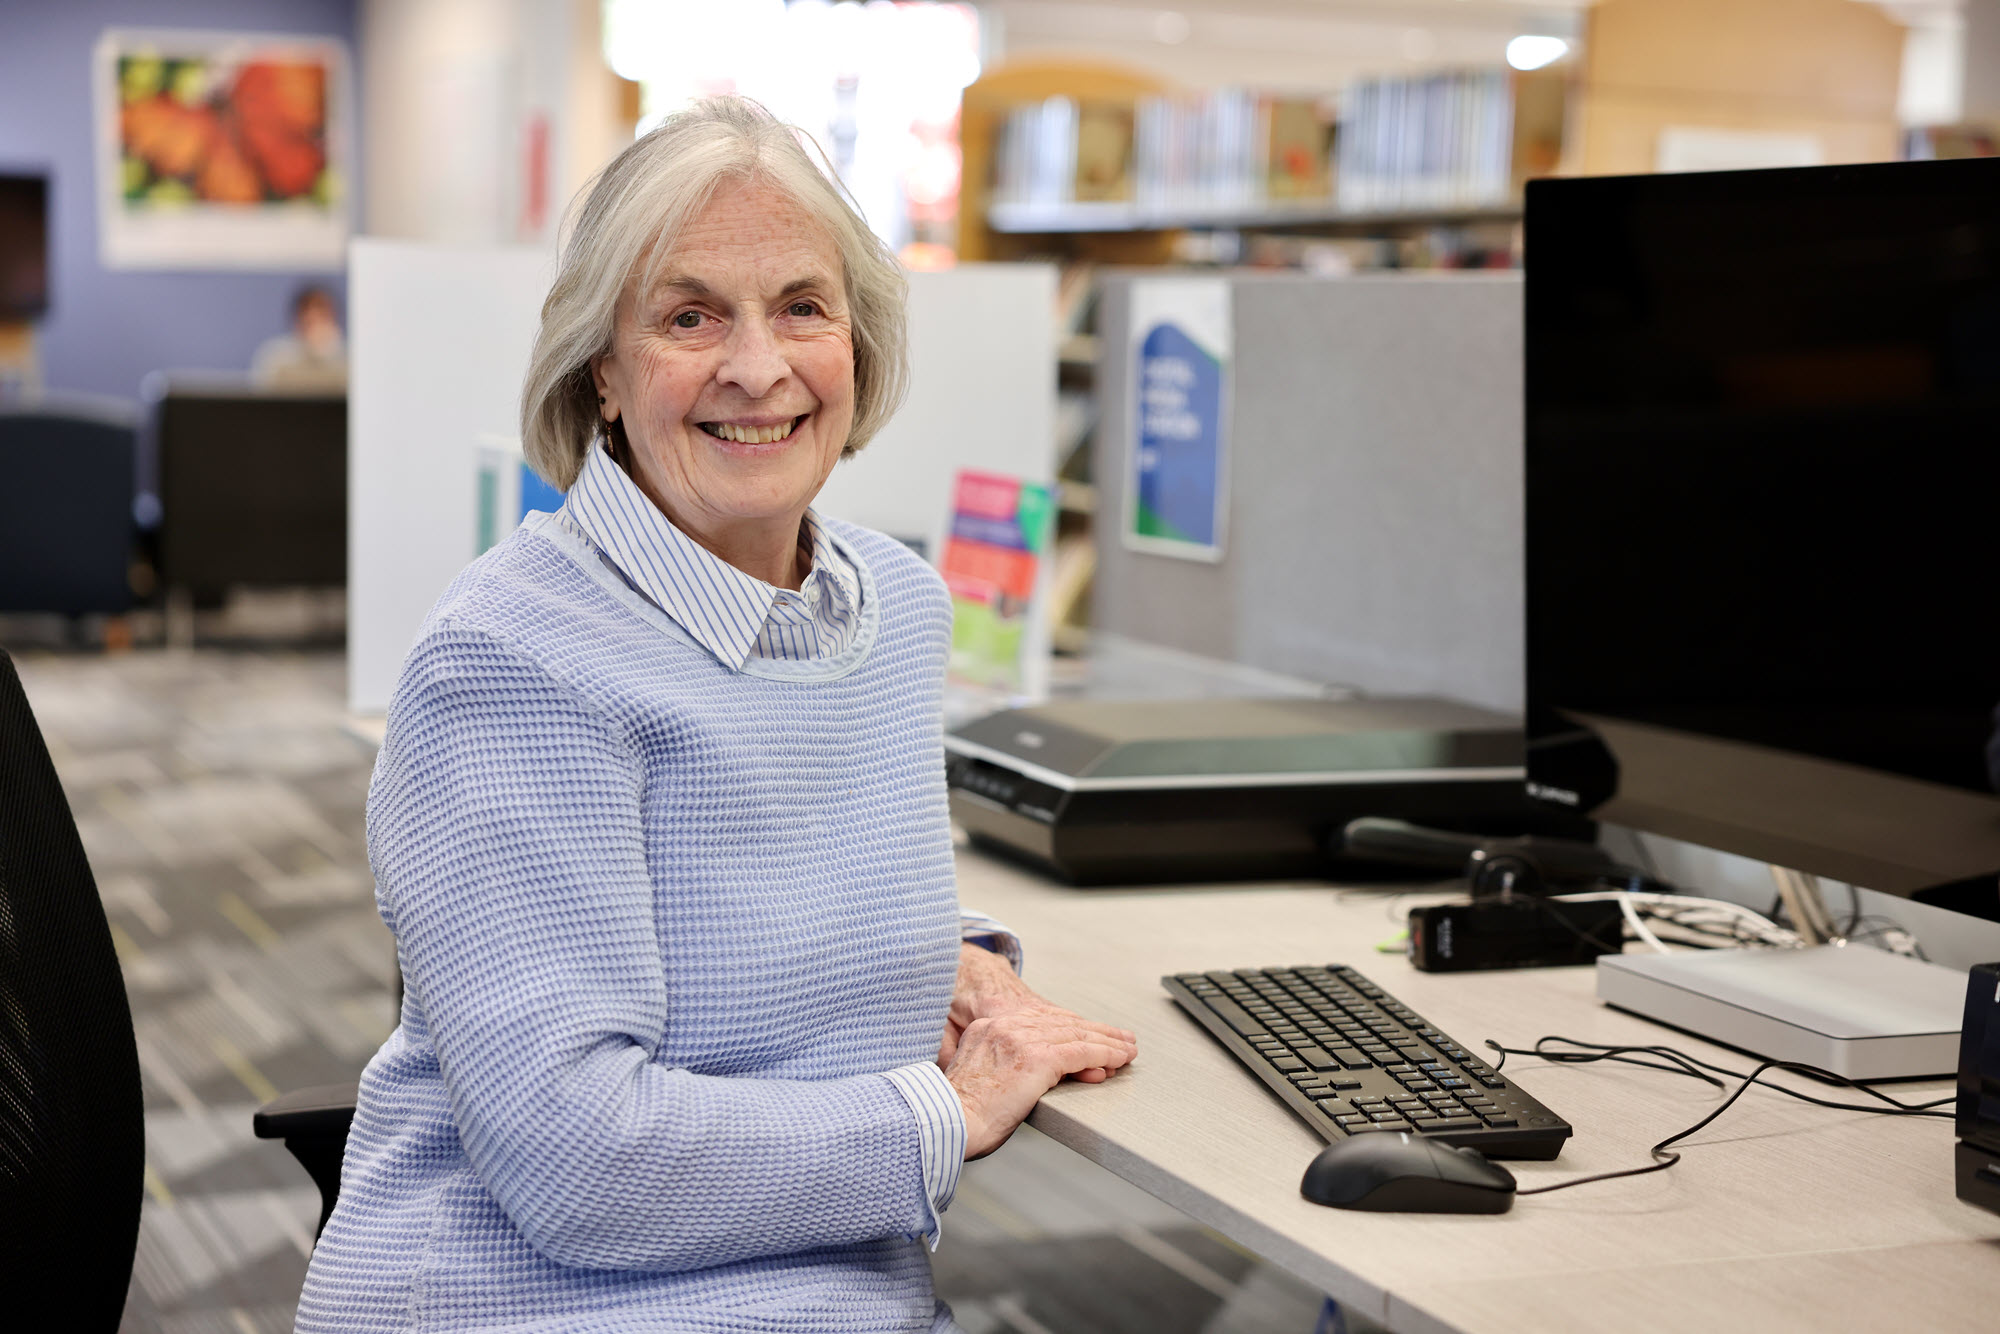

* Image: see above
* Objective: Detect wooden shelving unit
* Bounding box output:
[958,59,1177,266]
[987,199,1523,236]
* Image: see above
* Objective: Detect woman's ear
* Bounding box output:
[590,355,619,422]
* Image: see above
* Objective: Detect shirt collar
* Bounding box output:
[562,444,855,669]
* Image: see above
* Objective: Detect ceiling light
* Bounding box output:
[1506,35,1569,72]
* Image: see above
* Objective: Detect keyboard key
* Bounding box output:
[1428,1117,1483,1132]
[1271,1056,1306,1073]
[1294,1046,1338,1071]
[1205,996,1270,1037]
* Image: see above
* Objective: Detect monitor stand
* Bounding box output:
[1595,944,1964,1080]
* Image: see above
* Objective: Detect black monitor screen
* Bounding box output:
[0,174,48,319]
[1525,158,2000,904]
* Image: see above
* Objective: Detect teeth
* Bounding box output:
[706,419,796,444]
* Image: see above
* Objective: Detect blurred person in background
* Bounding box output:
[294,96,1135,1334]
[252,283,345,391]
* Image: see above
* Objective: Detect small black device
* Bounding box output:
[1956,961,2000,1217]
[1300,1131,1516,1213]
[1162,964,1571,1159]
[1407,898,1624,973]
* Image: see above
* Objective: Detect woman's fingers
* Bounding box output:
[945,1009,1138,1157]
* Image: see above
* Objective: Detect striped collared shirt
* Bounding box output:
[559,443,860,669]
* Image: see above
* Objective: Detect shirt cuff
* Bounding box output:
[959,910,1024,974]
[880,1061,966,1251]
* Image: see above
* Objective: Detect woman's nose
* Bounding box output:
[716,318,789,398]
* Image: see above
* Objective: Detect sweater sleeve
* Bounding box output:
[367,625,938,1272]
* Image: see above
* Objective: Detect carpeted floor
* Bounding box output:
[12,645,1335,1334]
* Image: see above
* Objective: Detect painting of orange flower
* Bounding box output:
[96,31,349,270]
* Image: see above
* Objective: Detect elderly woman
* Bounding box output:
[297,98,1135,1332]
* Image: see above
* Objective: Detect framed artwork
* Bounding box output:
[94,28,352,270]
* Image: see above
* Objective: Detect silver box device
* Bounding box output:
[1595,945,1966,1080]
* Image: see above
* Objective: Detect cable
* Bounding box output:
[1479,1035,1955,1198]
[1551,889,1803,951]
[1618,892,1670,954]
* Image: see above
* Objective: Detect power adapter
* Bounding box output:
[1408,897,1624,972]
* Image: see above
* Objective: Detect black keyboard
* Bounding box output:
[1163,964,1571,1160]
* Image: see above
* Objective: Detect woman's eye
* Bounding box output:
[788,301,818,318]
[672,310,703,329]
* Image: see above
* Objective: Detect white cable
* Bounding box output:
[1551,890,1804,952]
[1617,893,1672,954]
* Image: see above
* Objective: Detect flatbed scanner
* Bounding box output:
[945,696,1566,885]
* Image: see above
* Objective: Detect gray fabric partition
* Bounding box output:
[1092,271,1524,714]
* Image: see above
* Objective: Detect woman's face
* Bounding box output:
[592,180,856,552]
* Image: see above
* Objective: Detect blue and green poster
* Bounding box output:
[1125,277,1230,561]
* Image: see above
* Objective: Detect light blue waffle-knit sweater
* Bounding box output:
[296,511,963,1333]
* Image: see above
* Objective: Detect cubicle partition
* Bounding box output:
[1094,272,1524,715]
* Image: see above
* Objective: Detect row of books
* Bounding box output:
[989,71,1523,218]
[1335,69,1516,214]
[990,90,1334,211]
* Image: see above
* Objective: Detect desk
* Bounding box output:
[957,845,2000,1333]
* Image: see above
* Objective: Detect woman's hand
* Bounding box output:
[936,942,1040,1068]
[945,1007,1138,1158]
[937,943,1137,1158]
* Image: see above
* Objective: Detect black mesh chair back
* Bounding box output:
[0,648,144,1330]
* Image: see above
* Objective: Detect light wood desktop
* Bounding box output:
[957,841,2000,1333]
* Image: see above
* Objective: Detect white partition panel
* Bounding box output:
[351,255,1058,714]
[348,238,554,713]
[811,263,1059,562]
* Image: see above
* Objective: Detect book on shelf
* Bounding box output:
[1335,68,1515,214]
[990,89,1335,216]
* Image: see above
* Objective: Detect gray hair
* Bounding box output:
[520,96,909,490]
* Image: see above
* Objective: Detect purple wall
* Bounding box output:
[0,0,359,405]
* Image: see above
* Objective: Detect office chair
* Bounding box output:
[152,383,346,607]
[0,400,138,616]
[254,1079,359,1237]
[0,648,146,1331]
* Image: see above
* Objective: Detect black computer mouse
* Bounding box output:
[1301,1132,1517,1214]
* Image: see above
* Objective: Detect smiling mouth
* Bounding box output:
[700,416,803,445]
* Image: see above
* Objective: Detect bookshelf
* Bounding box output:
[968,67,1562,254]
[988,199,1523,236]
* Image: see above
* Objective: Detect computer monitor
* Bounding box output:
[1524,158,2000,918]
[0,173,49,320]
